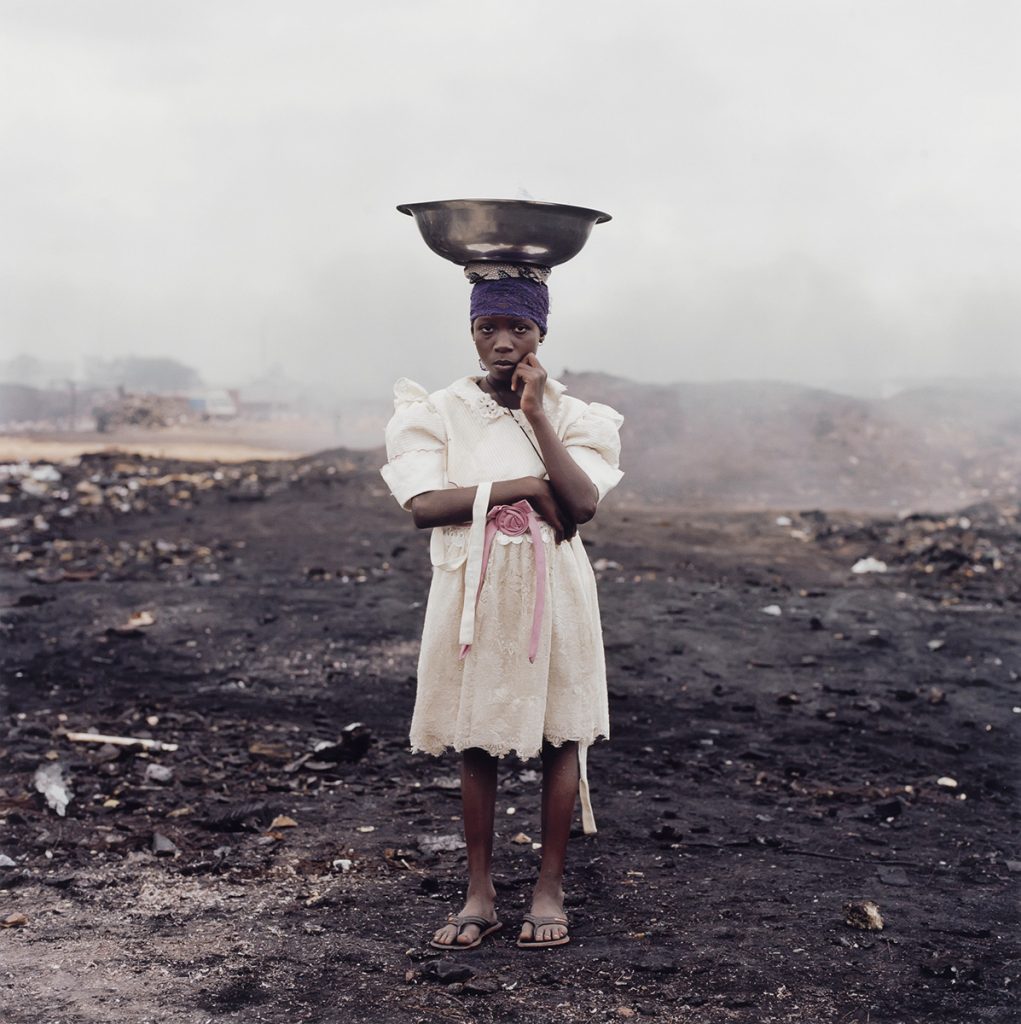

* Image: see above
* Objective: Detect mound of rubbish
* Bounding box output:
[562,372,1021,512]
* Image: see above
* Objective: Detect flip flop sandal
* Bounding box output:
[429,914,503,951]
[517,913,570,948]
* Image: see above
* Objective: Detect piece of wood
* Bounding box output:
[65,731,179,752]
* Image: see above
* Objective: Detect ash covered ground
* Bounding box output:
[1,449,1019,1024]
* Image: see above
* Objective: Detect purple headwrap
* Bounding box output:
[465,261,551,335]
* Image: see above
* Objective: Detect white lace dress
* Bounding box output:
[380,375,624,828]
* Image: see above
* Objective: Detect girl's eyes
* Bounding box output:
[476,322,532,335]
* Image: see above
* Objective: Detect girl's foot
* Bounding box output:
[432,888,498,947]
[518,885,567,945]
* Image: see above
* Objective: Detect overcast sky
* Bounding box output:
[1,0,1018,400]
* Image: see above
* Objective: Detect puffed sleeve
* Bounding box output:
[562,400,625,501]
[379,378,447,510]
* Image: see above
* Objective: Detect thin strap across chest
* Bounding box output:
[503,408,546,468]
[478,381,547,468]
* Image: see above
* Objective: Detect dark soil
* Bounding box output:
[1,450,1018,1024]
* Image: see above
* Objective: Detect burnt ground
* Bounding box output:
[1,451,1019,1024]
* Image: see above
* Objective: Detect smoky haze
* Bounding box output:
[0,0,1018,402]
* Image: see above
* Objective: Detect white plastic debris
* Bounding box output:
[927,639,945,651]
[760,605,783,617]
[592,558,623,572]
[936,776,958,788]
[144,764,174,784]
[775,515,792,526]
[33,762,73,817]
[0,462,60,483]
[851,557,888,574]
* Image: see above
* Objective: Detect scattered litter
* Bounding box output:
[356,825,376,833]
[151,832,179,856]
[309,722,373,764]
[421,960,474,984]
[333,858,353,873]
[417,833,465,853]
[761,604,782,616]
[33,762,73,816]
[936,777,958,789]
[511,832,532,845]
[201,800,279,832]
[775,515,792,526]
[144,764,174,784]
[844,900,884,930]
[592,558,623,572]
[66,732,178,752]
[927,639,945,651]
[851,557,888,574]
[125,610,155,628]
[269,815,298,830]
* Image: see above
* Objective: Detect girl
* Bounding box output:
[380,262,623,949]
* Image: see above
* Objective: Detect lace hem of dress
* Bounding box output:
[409,727,608,761]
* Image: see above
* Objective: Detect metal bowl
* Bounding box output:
[396,198,611,267]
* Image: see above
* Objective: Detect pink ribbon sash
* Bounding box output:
[458,499,547,664]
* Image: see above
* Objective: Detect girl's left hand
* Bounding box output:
[512,353,547,420]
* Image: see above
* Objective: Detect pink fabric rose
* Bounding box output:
[489,500,532,537]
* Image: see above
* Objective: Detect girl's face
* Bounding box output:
[472,315,543,380]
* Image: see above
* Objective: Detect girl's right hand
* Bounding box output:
[526,479,576,544]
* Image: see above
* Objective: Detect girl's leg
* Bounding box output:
[520,739,578,944]
[432,746,499,946]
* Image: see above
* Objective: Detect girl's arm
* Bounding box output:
[513,353,600,524]
[410,477,573,542]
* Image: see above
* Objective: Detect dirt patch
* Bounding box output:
[1,451,1018,1023]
